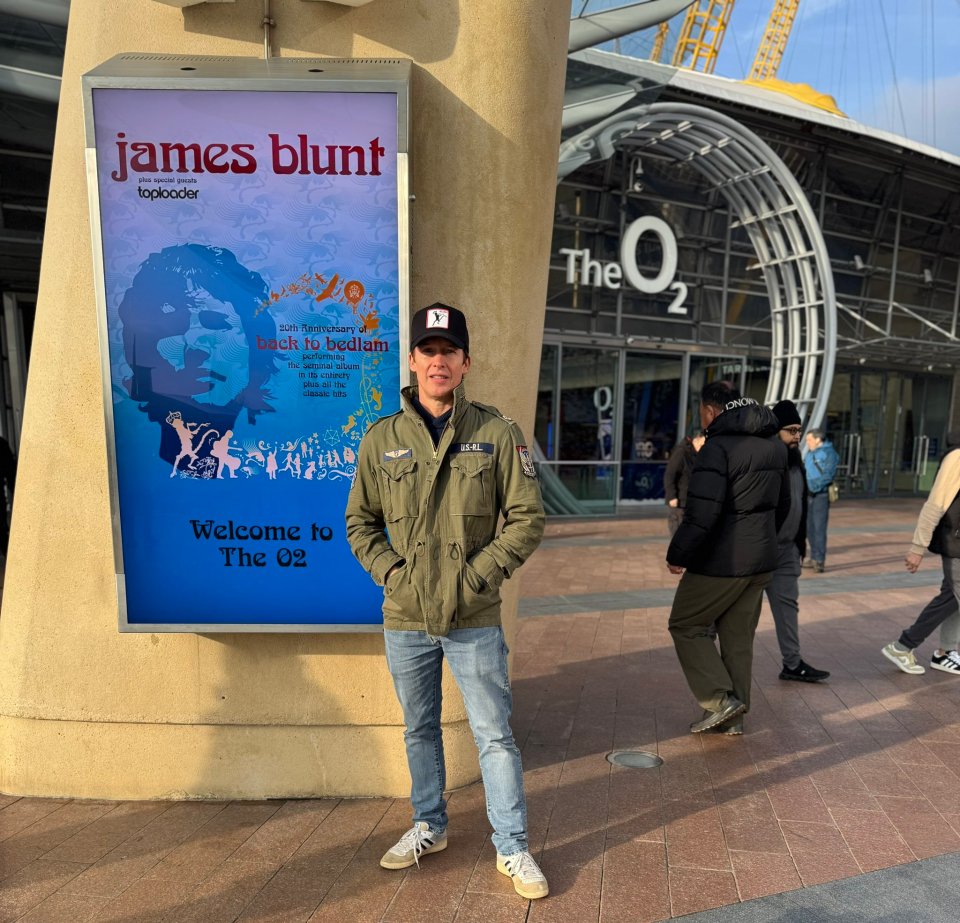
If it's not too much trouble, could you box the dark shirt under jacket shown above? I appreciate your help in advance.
[411,395,453,448]
[665,439,698,508]
[667,400,789,578]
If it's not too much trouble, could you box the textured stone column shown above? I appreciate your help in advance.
[0,0,568,798]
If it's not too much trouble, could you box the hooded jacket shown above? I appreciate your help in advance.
[667,398,789,577]
[804,439,839,494]
[345,382,545,635]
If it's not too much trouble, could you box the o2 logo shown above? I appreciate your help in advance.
[559,216,688,315]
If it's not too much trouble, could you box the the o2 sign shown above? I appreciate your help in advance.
[559,216,688,315]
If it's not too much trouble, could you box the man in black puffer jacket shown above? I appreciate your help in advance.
[666,382,789,734]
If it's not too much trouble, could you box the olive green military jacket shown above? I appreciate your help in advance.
[345,382,545,636]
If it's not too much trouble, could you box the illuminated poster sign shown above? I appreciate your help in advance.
[82,56,410,631]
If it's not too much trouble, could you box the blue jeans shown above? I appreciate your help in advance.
[383,626,528,856]
[807,491,830,563]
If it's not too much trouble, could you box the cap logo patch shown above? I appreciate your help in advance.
[428,308,450,330]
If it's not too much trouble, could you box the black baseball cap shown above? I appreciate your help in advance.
[410,303,469,354]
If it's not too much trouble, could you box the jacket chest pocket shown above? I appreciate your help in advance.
[377,458,419,522]
[448,454,494,515]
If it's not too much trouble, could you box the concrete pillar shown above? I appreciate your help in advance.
[0,0,568,799]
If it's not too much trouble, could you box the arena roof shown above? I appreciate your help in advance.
[573,49,960,172]
[563,49,960,372]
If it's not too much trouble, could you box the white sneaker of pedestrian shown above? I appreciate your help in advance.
[380,822,447,869]
[930,649,960,675]
[881,641,925,675]
[497,850,549,899]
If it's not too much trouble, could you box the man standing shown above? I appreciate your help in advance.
[345,303,549,899]
[882,430,960,677]
[666,382,789,735]
[803,428,839,572]
[766,401,830,683]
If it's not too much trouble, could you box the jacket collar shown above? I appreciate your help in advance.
[400,381,469,425]
[706,398,779,439]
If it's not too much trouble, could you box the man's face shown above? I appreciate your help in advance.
[409,337,470,406]
[779,424,802,448]
[145,277,250,408]
[805,433,821,452]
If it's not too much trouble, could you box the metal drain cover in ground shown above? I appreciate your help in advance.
[606,750,663,769]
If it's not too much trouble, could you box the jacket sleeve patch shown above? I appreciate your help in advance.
[516,445,537,478]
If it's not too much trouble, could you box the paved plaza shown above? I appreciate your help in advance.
[1,497,959,921]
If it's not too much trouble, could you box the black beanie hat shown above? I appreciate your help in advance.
[772,399,802,429]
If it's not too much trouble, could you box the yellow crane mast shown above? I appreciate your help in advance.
[670,0,736,74]
[650,21,670,63]
[749,0,800,80]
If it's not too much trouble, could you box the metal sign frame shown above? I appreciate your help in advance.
[82,54,411,632]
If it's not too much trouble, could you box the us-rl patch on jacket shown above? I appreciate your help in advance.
[517,445,537,478]
[383,448,413,460]
[449,443,494,455]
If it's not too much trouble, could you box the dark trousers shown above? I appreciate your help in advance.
[765,543,802,669]
[668,571,771,712]
[807,491,830,563]
[900,555,960,650]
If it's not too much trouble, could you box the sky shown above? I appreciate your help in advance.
[573,0,960,155]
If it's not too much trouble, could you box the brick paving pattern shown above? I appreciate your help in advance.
[1,498,959,921]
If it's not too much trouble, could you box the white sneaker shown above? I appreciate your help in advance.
[496,850,549,899]
[882,641,925,675]
[930,649,960,675]
[380,822,447,869]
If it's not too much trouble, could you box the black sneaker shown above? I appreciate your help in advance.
[930,650,960,675]
[779,660,830,683]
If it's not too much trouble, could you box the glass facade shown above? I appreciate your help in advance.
[538,54,959,514]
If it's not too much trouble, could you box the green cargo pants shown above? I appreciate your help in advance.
[668,571,772,712]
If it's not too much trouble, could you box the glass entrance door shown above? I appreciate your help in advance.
[831,370,882,496]
[535,345,621,514]
[887,373,951,495]
[827,368,952,497]
[620,353,684,504]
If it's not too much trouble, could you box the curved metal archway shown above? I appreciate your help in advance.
[558,102,837,430]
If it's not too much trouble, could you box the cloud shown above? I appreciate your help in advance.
[802,0,848,15]
[860,74,960,156]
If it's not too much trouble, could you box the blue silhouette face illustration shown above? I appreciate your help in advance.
[120,244,278,424]
[154,278,250,407]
